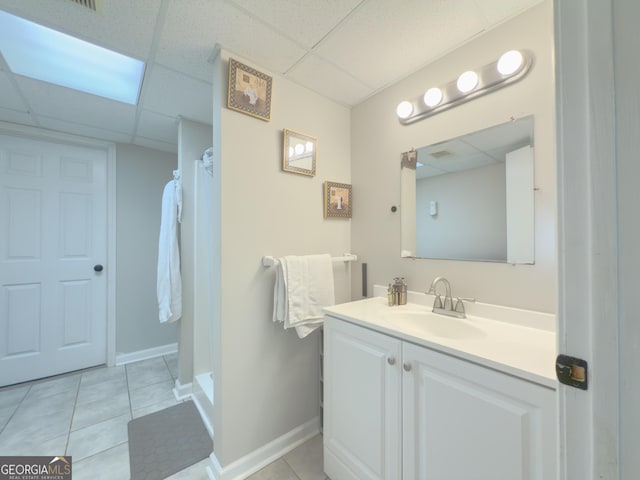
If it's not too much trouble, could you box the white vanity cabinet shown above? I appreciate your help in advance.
[323,315,403,480]
[323,315,557,480]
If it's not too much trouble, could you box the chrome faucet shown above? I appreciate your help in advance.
[426,276,474,319]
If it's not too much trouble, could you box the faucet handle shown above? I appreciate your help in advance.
[433,293,443,309]
[454,297,476,314]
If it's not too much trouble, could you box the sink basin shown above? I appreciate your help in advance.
[383,309,487,340]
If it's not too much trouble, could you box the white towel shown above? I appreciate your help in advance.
[157,179,182,323]
[273,254,335,338]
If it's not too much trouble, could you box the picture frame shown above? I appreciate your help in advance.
[324,181,352,218]
[227,58,272,121]
[282,129,317,176]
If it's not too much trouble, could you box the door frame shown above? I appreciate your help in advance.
[554,1,619,479]
[0,121,117,367]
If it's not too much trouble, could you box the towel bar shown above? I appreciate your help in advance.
[262,254,357,267]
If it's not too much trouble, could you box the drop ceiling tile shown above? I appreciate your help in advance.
[0,0,162,58]
[156,0,307,82]
[136,109,178,144]
[0,71,28,111]
[15,76,137,133]
[132,135,178,154]
[37,115,132,144]
[141,65,212,126]
[473,0,544,24]
[229,0,362,49]
[417,164,447,179]
[454,152,497,170]
[314,0,489,91]
[0,107,35,126]
[286,54,374,106]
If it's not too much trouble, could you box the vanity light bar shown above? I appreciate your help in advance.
[397,50,532,124]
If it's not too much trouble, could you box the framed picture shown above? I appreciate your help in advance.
[227,58,272,121]
[324,181,352,218]
[283,129,316,176]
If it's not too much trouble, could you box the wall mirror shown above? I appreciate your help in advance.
[400,116,535,263]
[282,128,316,176]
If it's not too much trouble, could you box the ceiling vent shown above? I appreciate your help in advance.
[430,150,452,158]
[68,0,100,12]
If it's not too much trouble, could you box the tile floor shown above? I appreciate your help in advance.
[0,354,326,480]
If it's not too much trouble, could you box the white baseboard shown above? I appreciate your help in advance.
[115,343,178,366]
[192,373,214,438]
[173,378,193,400]
[207,417,320,480]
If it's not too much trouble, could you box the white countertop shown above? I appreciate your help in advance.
[324,290,558,389]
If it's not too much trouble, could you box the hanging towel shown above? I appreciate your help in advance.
[272,254,335,338]
[157,179,182,323]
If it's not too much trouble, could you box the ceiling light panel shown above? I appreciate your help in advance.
[0,10,145,105]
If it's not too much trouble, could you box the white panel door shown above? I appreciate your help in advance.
[403,342,557,480]
[0,134,108,386]
[324,317,402,480]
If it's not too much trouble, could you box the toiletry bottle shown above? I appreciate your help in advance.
[398,278,407,305]
[387,284,396,306]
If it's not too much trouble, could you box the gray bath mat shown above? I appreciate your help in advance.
[128,400,212,480]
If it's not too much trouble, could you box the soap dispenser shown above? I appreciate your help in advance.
[397,278,407,305]
[393,277,408,305]
[387,284,396,306]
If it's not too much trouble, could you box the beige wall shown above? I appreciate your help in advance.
[351,1,556,313]
[212,50,352,465]
[115,143,178,353]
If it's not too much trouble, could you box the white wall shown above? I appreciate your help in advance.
[176,118,213,388]
[115,143,178,353]
[351,1,555,312]
[416,163,506,261]
[211,50,351,467]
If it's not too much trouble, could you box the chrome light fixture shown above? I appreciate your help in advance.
[396,50,531,125]
[396,101,414,119]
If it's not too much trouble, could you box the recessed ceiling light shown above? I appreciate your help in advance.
[0,10,145,105]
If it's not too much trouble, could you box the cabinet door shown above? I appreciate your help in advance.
[324,317,402,480]
[403,342,557,480]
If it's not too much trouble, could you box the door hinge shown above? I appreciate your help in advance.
[556,354,588,390]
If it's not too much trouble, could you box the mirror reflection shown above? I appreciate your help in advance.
[401,116,535,263]
[282,128,316,176]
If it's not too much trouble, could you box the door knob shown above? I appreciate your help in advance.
[403,363,412,372]
[94,264,104,272]
[387,357,396,366]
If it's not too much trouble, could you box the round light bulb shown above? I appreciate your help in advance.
[305,141,314,153]
[497,50,524,76]
[294,144,304,155]
[423,87,443,107]
[457,71,479,93]
[396,101,414,119]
